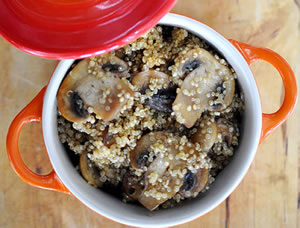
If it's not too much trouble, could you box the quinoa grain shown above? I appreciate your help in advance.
[57,25,244,211]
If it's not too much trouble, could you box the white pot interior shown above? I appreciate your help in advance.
[42,13,262,227]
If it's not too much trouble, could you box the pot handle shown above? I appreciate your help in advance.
[230,40,297,143]
[6,86,70,194]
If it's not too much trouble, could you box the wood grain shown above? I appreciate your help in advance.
[0,0,299,227]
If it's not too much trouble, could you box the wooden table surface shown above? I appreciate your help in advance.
[1,0,299,227]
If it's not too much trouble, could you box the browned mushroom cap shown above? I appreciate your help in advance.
[174,49,204,79]
[57,59,134,122]
[129,131,168,169]
[138,157,186,211]
[80,151,102,188]
[207,79,235,112]
[94,54,129,77]
[138,154,185,211]
[57,59,90,122]
[139,138,209,210]
[145,87,177,113]
[102,127,115,147]
[137,176,180,211]
[179,168,209,198]
[192,116,218,151]
[86,75,134,121]
[122,172,143,200]
[132,70,176,113]
[131,70,171,92]
[172,48,235,128]
[216,118,236,147]
[130,132,190,211]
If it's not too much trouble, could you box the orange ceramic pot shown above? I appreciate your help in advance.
[6,13,297,227]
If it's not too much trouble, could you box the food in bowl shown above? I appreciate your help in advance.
[56,25,244,211]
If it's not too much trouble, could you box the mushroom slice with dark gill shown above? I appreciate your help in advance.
[57,59,134,122]
[207,79,235,112]
[129,131,168,169]
[57,59,90,122]
[93,54,129,77]
[80,151,102,188]
[179,168,209,198]
[144,87,177,113]
[174,49,203,79]
[129,132,173,210]
[138,155,186,211]
[172,48,235,128]
[129,132,195,211]
[122,172,143,201]
[131,70,176,113]
[215,118,237,147]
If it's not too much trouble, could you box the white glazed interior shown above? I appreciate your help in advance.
[42,13,262,227]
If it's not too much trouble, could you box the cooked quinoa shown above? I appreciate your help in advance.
[57,25,244,211]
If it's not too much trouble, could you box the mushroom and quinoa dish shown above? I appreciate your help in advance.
[57,26,244,211]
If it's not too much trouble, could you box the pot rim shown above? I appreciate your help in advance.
[41,13,262,227]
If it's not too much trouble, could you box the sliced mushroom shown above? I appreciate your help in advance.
[137,176,180,211]
[94,76,133,121]
[144,86,177,113]
[131,70,171,92]
[192,116,218,151]
[129,132,190,211]
[216,118,235,147]
[139,154,186,211]
[179,168,209,198]
[175,49,203,78]
[131,70,175,113]
[207,79,235,112]
[57,59,134,122]
[137,153,185,211]
[192,116,236,154]
[122,172,143,200]
[100,127,115,147]
[136,135,210,210]
[94,54,129,77]
[80,151,102,188]
[172,48,235,128]
[57,59,90,122]
[130,131,167,169]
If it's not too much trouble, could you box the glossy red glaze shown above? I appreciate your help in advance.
[0,0,176,59]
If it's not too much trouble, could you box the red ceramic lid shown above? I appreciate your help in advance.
[0,0,176,59]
